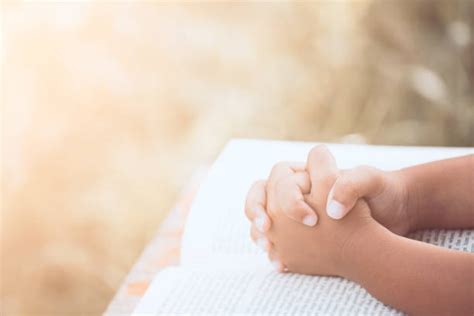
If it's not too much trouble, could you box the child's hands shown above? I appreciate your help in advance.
[245,145,414,239]
[244,146,339,268]
[244,145,379,275]
[244,161,315,235]
[244,145,340,234]
[243,162,313,270]
[244,144,415,272]
[267,193,376,277]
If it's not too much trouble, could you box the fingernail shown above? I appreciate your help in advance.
[327,199,346,219]
[303,215,317,226]
[271,260,283,271]
[256,238,268,252]
[255,216,266,232]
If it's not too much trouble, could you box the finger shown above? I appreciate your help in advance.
[245,180,267,221]
[294,171,311,194]
[254,211,271,233]
[327,166,384,219]
[266,161,306,212]
[267,161,306,188]
[245,180,271,232]
[250,224,271,252]
[275,172,317,226]
[267,249,286,272]
[287,161,306,173]
[306,145,339,209]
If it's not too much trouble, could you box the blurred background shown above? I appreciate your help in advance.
[2,1,473,315]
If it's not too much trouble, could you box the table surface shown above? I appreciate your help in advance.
[103,169,207,315]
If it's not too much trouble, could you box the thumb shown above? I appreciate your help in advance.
[326,166,384,219]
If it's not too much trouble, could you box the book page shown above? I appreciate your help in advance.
[132,267,402,315]
[134,228,473,315]
[181,139,473,266]
[408,229,474,252]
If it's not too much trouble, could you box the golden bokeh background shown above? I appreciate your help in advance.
[2,1,473,315]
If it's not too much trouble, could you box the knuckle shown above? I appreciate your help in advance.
[307,145,331,166]
[274,178,295,204]
[268,163,289,189]
[335,176,358,200]
[254,179,267,188]
[274,175,291,191]
[309,144,329,159]
[272,161,290,174]
[250,179,265,193]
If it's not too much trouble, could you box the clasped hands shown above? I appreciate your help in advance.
[244,145,412,277]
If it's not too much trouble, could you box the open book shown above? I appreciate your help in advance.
[133,139,474,315]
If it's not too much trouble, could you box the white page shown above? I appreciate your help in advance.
[132,267,402,316]
[181,139,473,266]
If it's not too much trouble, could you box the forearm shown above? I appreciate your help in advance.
[400,154,474,231]
[343,224,474,315]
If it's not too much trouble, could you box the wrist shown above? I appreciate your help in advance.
[394,168,420,233]
[338,219,387,280]
[339,220,392,281]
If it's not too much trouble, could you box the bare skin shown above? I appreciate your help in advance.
[244,146,474,315]
[400,154,474,231]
